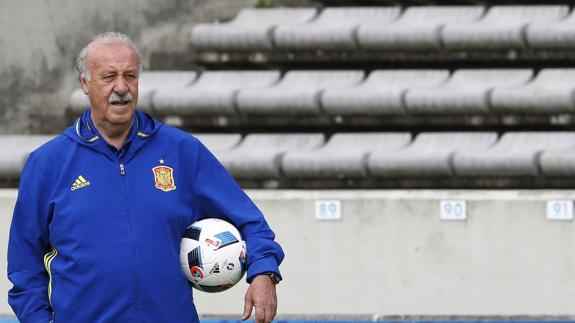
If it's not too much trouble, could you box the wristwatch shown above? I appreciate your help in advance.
[261,272,282,284]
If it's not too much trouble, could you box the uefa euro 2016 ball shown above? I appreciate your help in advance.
[180,218,247,293]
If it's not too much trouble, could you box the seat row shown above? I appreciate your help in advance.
[5,132,575,179]
[69,68,575,116]
[4,132,575,181]
[198,132,575,179]
[190,5,575,51]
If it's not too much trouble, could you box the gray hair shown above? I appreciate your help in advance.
[76,31,141,81]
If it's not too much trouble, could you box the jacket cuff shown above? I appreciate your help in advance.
[246,256,282,283]
[20,309,52,323]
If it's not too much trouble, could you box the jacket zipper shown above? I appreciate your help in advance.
[118,162,140,320]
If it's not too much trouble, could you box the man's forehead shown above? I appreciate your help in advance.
[86,41,139,69]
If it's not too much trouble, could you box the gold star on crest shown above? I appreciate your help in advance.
[159,159,165,164]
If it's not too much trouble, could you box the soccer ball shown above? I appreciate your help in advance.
[180,218,247,293]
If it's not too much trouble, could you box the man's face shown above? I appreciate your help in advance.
[80,41,139,128]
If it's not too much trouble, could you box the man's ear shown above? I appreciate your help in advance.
[80,75,90,95]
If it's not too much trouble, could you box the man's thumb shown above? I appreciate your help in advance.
[242,298,253,320]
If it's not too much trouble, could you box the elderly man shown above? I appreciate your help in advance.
[8,32,284,323]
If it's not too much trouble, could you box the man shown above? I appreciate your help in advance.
[8,32,284,323]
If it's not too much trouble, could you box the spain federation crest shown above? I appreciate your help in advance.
[152,165,176,192]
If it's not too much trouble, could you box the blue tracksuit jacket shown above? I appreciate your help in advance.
[7,110,284,323]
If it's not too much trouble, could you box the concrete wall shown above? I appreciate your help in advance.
[0,0,256,134]
[2,189,575,318]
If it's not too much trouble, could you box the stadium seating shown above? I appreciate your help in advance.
[356,6,485,50]
[152,71,281,116]
[442,5,569,49]
[59,4,575,189]
[274,7,401,50]
[281,133,411,178]
[405,69,534,115]
[527,9,575,49]
[237,70,364,115]
[190,8,318,50]
[368,132,498,177]
[539,148,575,176]
[0,136,54,178]
[321,70,449,115]
[453,132,575,176]
[193,133,242,156]
[216,134,325,179]
[69,71,198,114]
[491,68,575,114]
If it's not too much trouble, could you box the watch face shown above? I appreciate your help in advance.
[269,273,281,284]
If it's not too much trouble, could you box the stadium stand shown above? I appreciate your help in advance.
[190,8,318,50]
[491,68,575,114]
[368,132,498,177]
[216,133,325,181]
[527,9,575,48]
[540,147,575,176]
[56,3,575,189]
[441,5,569,49]
[236,70,365,115]
[321,70,450,115]
[0,135,54,186]
[152,71,281,116]
[405,69,534,115]
[274,7,401,50]
[282,132,411,178]
[193,133,242,155]
[356,6,485,50]
[453,132,575,176]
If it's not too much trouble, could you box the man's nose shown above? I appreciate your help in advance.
[113,77,129,94]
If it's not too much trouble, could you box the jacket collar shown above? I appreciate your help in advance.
[64,109,161,162]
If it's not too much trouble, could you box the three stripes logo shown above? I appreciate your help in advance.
[43,246,58,304]
[71,175,91,191]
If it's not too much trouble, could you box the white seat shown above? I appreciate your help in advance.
[442,5,569,49]
[69,71,198,114]
[274,7,400,50]
[282,133,411,178]
[405,69,533,115]
[368,132,498,177]
[527,11,575,49]
[190,8,318,50]
[357,6,484,50]
[453,132,575,176]
[237,70,364,115]
[217,134,325,179]
[153,71,280,116]
[0,135,54,177]
[193,133,242,162]
[540,148,575,176]
[322,70,449,115]
[491,69,575,114]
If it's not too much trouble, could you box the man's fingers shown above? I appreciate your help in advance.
[242,298,253,321]
[254,305,266,323]
[264,304,276,323]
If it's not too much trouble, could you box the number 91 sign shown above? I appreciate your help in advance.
[546,200,573,221]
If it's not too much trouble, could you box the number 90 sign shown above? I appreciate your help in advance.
[440,200,467,221]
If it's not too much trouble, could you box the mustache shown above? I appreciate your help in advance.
[108,92,133,104]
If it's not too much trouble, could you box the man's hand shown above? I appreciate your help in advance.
[242,274,277,323]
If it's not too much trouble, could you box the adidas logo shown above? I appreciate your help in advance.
[209,262,220,274]
[71,175,91,191]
